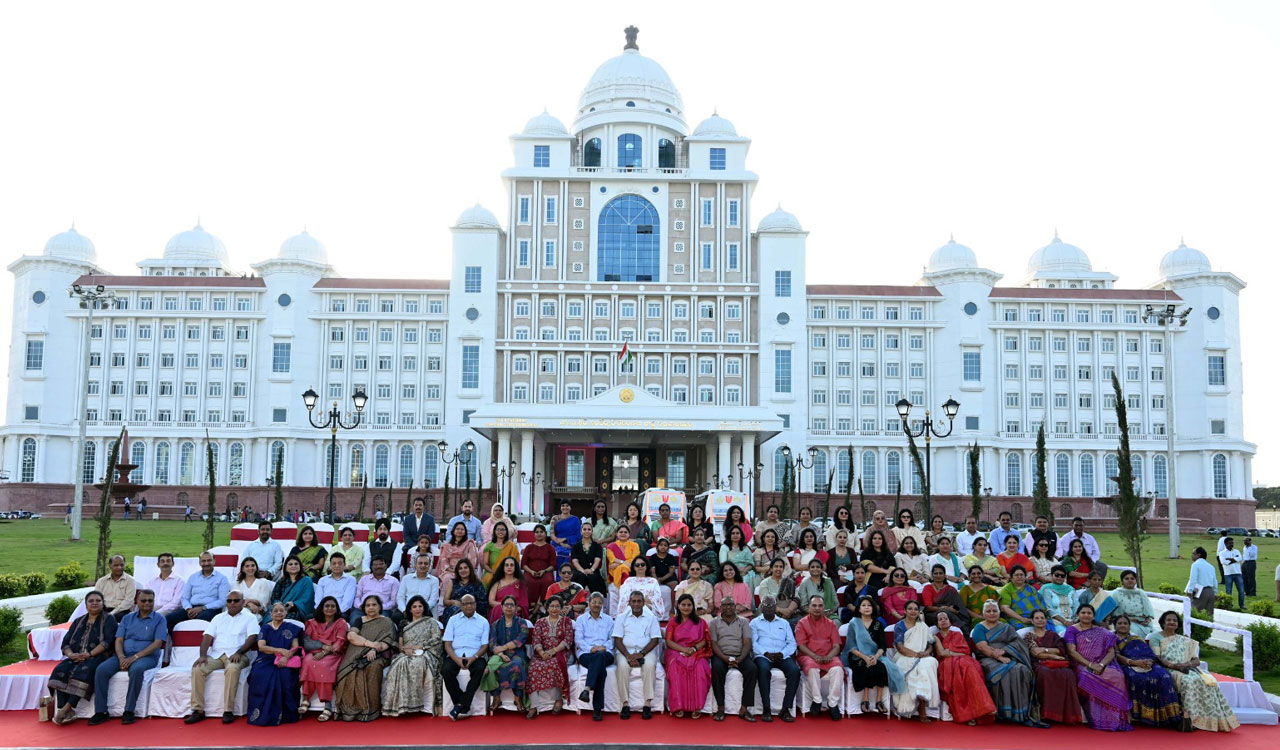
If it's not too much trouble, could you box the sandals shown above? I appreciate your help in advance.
[526,707,538,720]
[551,700,563,715]
[299,700,311,713]
[692,711,702,719]
[861,701,870,714]
[875,701,887,714]
[674,710,685,718]
[317,709,333,722]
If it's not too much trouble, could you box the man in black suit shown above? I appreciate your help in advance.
[402,496,436,553]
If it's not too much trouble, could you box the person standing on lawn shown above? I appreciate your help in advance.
[1241,536,1257,597]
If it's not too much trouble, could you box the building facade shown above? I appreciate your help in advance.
[0,31,1255,525]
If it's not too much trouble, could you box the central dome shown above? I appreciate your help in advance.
[575,28,685,133]
[164,223,229,265]
[1026,234,1091,275]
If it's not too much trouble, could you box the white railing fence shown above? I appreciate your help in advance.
[1147,591,1254,682]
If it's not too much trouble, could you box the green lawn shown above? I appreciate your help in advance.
[1202,644,1280,694]
[0,518,218,584]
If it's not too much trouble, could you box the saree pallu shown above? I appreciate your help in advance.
[487,617,529,696]
[1153,633,1240,732]
[1064,626,1131,731]
[889,621,939,716]
[300,617,348,703]
[1025,629,1083,724]
[333,615,395,722]
[527,616,574,694]
[294,545,328,580]
[47,613,117,703]
[381,616,443,716]
[1116,636,1182,727]
[1075,588,1118,623]
[921,584,969,629]
[960,585,999,622]
[998,583,1048,622]
[481,542,519,586]
[972,620,1038,723]
[682,544,719,583]
[271,576,315,621]
[606,540,639,587]
[247,621,301,726]
[842,618,898,691]
[552,516,581,568]
[936,627,996,723]
[674,579,714,618]
[663,617,711,712]
[723,546,759,594]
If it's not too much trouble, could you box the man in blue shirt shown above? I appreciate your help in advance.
[181,552,231,623]
[89,589,167,725]
[750,597,800,722]
[441,594,490,720]
[987,512,1016,553]
[238,520,283,580]
[315,552,358,619]
[573,592,614,720]
[447,500,482,542]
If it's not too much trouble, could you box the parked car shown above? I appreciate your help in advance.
[1205,527,1222,535]
[1012,523,1035,533]
[1223,527,1248,537]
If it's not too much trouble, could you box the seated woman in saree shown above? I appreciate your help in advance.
[890,601,940,723]
[544,562,587,617]
[436,522,481,591]
[1074,571,1117,624]
[548,500,581,569]
[1023,608,1083,725]
[722,505,754,547]
[838,565,875,624]
[923,514,951,556]
[571,521,607,595]
[664,593,712,718]
[675,560,715,620]
[1037,565,1075,634]
[934,610,996,725]
[487,556,529,623]
[720,524,759,593]
[247,602,302,726]
[894,536,931,591]
[616,555,667,620]
[1150,611,1240,732]
[1062,539,1094,590]
[48,590,117,725]
[971,600,1048,728]
[795,559,838,621]
[1029,538,1060,584]
[962,537,1006,586]
[483,595,529,714]
[755,558,800,621]
[480,521,520,587]
[921,564,968,629]
[960,565,1000,623]
[879,568,920,627]
[526,595,574,718]
[290,525,328,580]
[381,595,443,718]
[270,556,316,622]
[681,526,719,584]
[997,535,1037,584]
[301,596,348,717]
[842,595,898,715]
[333,595,396,722]
[712,561,753,619]
[442,559,488,624]
[998,566,1048,628]
[1113,614,1184,730]
[790,528,827,575]
[605,523,640,589]
[1064,603,1132,732]
[826,506,860,554]
[1109,570,1156,640]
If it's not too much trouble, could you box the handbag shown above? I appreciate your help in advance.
[275,649,302,669]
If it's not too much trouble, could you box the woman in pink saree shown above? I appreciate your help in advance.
[1065,603,1132,731]
[663,593,712,717]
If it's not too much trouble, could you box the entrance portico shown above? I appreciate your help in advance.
[469,386,783,517]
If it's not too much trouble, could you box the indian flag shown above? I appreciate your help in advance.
[619,341,634,368]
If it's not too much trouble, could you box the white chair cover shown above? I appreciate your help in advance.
[700,665,790,715]
[568,662,667,713]
[146,620,252,718]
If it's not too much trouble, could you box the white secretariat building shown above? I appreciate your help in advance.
[0,29,1255,525]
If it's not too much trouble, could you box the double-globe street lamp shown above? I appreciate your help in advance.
[69,283,117,541]
[780,445,818,517]
[1143,302,1190,558]
[302,387,367,523]
[438,440,475,516]
[492,459,517,508]
[895,396,960,527]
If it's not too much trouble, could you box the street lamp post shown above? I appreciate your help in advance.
[492,459,517,509]
[520,470,543,517]
[1143,303,1190,558]
[896,396,960,527]
[780,445,817,517]
[68,283,116,541]
[736,461,764,518]
[302,387,367,523]
[437,440,475,516]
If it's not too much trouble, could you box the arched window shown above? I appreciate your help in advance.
[1059,502,1074,519]
[209,443,219,483]
[1212,453,1228,498]
[837,449,851,493]
[1055,454,1071,496]
[886,451,901,494]
[399,445,414,487]
[1006,453,1021,496]
[130,441,146,483]
[1080,454,1095,497]
[20,438,36,482]
[1153,455,1168,498]
[270,441,285,471]
[1010,502,1024,522]
[374,445,389,488]
[324,442,337,485]
[1104,454,1119,495]
[773,447,787,491]
[350,444,364,486]
[658,138,675,169]
[597,195,661,282]
[617,133,642,168]
[1131,455,1143,495]
[423,447,439,488]
[153,442,168,484]
[862,450,877,494]
[179,441,195,485]
[228,443,244,486]
[812,450,828,493]
[909,453,922,494]
[461,451,478,487]
[83,441,98,484]
[583,137,601,167]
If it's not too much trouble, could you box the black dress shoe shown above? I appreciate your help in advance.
[121,711,136,725]
[779,709,795,722]
[620,705,631,720]
[87,713,110,726]
[741,711,756,723]
[641,706,652,720]
[829,705,841,721]
[592,709,603,721]
[579,690,591,704]
[221,711,235,724]
[184,711,205,724]
[761,712,774,723]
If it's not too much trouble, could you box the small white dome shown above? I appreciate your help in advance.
[164,223,229,265]
[757,206,803,233]
[1026,234,1091,275]
[522,110,568,137]
[455,204,500,230]
[43,226,97,263]
[693,113,737,138]
[927,237,978,273]
[278,230,328,264]
[1160,241,1211,277]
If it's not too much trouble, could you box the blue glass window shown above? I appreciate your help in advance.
[774,348,791,393]
[774,270,791,297]
[700,243,713,270]
[727,243,739,270]
[464,266,482,293]
[533,145,550,168]
[583,138,601,167]
[710,148,726,170]
[617,134,642,168]
[658,139,675,169]
[597,195,660,281]
[461,345,480,389]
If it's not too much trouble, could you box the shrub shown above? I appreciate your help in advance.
[1238,620,1280,672]
[1190,609,1215,644]
[1157,583,1180,595]
[0,574,22,599]
[0,605,21,647]
[20,572,48,596]
[1104,577,1121,591]
[53,561,86,591]
[1248,601,1276,618]
[1215,591,1237,612]
[44,595,77,626]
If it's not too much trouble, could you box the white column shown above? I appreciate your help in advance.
[532,439,546,516]
[718,432,732,490]
[496,430,511,510]
[519,430,534,516]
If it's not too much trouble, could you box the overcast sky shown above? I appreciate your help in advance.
[2,1,1277,483]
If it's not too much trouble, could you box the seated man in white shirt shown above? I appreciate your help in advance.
[442,594,490,720]
[239,520,283,580]
[184,592,260,724]
[611,591,661,720]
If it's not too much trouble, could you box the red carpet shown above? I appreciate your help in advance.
[0,710,1275,748]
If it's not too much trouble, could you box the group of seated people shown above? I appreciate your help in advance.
[44,502,1238,733]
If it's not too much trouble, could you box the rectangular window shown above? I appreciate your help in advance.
[1150,367,1164,381]
[709,148,726,170]
[962,351,981,381]
[728,200,739,227]
[544,196,557,224]
[533,145,550,168]
[774,270,791,297]
[1004,336,1018,351]
[701,198,714,226]
[701,243,713,269]
[774,348,792,393]
[464,266,482,293]
[461,345,479,389]
[24,340,43,370]
[1207,355,1226,386]
[544,240,556,267]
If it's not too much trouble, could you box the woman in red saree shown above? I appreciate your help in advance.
[996,535,1037,583]
[664,594,712,717]
[486,556,529,623]
[879,567,919,626]
[1024,608,1084,724]
[933,611,996,725]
